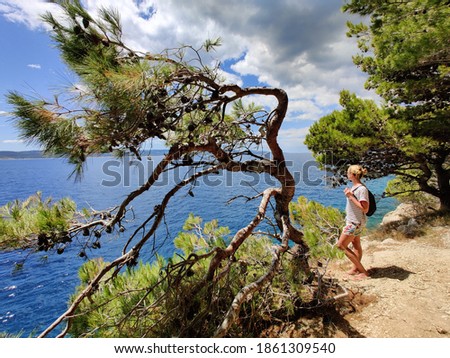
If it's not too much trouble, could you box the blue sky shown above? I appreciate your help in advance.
[0,14,71,150]
[0,0,375,153]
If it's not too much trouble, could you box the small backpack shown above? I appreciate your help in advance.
[353,185,377,217]
[366,190,377,217]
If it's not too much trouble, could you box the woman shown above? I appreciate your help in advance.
[337,165,370,280]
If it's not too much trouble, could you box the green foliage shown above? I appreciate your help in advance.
[305,90,387,175]
[67,209,341,337]
[332,0,450,210]
[68,215,238,337]
[344,0,450,106]
[0,331,24,338]
[69,257,170,337]
[0,192,76,250]
[307,89,449,208]
[385,173,439,206]
[174,213,229,254]
[290,197,344,260]
[6,92,85,173]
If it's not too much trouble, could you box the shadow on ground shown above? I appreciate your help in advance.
[368,265,414,280]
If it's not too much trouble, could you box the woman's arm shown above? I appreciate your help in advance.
[358,198,369,214]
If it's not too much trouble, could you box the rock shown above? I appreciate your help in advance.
[381,203,417,226]
[408,218,419,227]
[381,238,397,245]
[381,203,437,227]
[396,218,422,237]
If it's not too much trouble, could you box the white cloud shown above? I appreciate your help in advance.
[27,64,41,69]
[286,98,324,122]
[217,69,243,87]
[0,0,60,29]
[278,128,311,153]
[0,0,379,152]
[2,139,24,144]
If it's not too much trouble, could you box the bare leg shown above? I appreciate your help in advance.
[348,236,363,274]
[337,233,368,276]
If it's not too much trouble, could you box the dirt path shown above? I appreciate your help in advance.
[327,224,450,338]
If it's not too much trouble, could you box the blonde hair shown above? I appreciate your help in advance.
[348,165,368,179]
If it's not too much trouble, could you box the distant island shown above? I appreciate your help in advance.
[0,149,169,159]
[0,150,44,159]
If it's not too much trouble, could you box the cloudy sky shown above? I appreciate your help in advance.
[0,0,376,152]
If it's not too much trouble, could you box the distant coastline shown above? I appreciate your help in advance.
[0,149,169,160]
[0,150,307,160]
[0,150,44,159]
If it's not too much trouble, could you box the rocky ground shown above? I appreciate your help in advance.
[328,222,450,338]
[264,205,450,338]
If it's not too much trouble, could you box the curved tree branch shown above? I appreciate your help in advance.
[214,215,290,337]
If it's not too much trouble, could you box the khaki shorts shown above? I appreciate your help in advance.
[343,222,364,236]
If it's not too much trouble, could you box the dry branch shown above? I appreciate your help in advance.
[214,216,290,337]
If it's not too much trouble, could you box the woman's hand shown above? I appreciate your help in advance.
[344,187,352,197]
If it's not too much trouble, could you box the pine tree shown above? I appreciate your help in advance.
[306,0,449,211]
[5,0,315,337]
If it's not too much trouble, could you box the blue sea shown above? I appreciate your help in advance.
[0,153,397,337]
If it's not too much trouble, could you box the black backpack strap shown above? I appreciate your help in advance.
[351,184,364,194]
[351,185,368,203]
